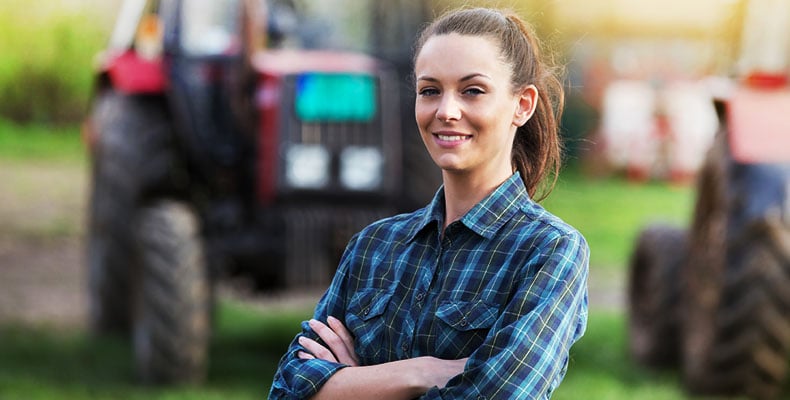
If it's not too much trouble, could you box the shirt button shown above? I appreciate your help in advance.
[401,343,409,352]
[460,318,468,327]
[362,307,370,316]
[415,292,424,301]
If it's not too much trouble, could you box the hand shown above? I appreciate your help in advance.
[297,316,360,366]
[414,356,468,389]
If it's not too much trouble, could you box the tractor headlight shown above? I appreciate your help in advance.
[285,144,330,189]
[340,146,384,191]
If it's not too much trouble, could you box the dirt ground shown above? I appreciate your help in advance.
[0,159,622,330]
[0,159,323,329]
[0,160,89,328]
[0,236,87,327]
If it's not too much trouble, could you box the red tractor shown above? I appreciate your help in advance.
[628,1,790,398]
[83,0,437,384]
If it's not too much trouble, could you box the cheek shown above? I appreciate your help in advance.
[414,102,433,131]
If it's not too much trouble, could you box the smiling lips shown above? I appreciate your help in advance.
[434,131,472,145]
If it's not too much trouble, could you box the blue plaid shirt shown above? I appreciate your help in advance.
[269,173,589,399]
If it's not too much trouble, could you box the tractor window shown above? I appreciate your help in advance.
[181,0,241,56]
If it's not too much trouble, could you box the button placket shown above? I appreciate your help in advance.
[415,291,425,309]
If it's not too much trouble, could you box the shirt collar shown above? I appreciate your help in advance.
[406,172,529,242]
[405,186,446,243]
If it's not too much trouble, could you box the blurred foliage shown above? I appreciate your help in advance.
[0,1,109,125]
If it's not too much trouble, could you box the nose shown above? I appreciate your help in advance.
[436,94,461,122]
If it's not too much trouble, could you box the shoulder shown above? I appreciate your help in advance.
[347,206,430,248]
[514,199,588,252]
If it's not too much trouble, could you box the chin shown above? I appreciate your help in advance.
[430,156,465,172]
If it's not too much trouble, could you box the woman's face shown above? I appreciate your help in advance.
[414,33,534,180]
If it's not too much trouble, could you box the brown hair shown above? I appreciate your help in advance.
[413,7,564,201]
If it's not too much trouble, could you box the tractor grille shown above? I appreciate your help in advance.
[279,74,388,148]
[275,71,402,196]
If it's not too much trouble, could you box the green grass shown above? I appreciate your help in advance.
[0,305,696,399]
[554,311,686,399]
[544,169,694,271]
[0,301,311,400]
[0,119,86,163]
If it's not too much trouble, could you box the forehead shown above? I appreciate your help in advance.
[415,33,509,79]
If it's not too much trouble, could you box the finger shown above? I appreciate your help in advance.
[297,351,315,360]
[298,336,337,363]
[327,316,359,366]
[309,319,356,365]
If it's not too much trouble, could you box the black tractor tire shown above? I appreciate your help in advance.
[680,130,730,394]
[133,201,211,385]
[682,132,790,399]
[684,214,790,399]
[87,91,174,334]
[628,225,687,368]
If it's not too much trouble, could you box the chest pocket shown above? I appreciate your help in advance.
[346,289,394,360]
[434,300,499,358]
[348,289,392,321]
[436,300,499,330]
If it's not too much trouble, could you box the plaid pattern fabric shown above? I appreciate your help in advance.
[269,173,589,399]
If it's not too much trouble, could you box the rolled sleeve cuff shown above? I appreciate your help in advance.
[269,357,347,399]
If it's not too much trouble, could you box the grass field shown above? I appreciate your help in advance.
[0,123,710,399]
[545,169,694,271]
[0,303,694,400]
[0,119,86,163]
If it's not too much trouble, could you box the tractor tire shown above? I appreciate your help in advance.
[682,132,790,399]
[680,131,730,394]
[628,225,687,368]
[718,217,789,399]
[133,201,210,385]
[685,215,790,399]
[87,91,174,334]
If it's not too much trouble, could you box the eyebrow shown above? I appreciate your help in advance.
[416,73,491,83]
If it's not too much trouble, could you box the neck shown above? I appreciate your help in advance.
[441,168,512,229]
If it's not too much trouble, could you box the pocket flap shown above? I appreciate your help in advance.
[348,289,393,321]
[436,300,498,331]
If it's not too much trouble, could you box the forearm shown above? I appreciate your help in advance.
[312,356,465,400]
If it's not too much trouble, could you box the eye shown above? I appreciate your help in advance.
[418,87,440,97]
[463,87,485,96]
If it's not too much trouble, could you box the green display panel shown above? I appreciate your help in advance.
[295,73,377,122]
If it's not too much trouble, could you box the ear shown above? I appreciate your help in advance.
[513,85,538,127]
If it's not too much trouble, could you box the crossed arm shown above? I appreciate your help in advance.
[298,317,467,400]
[269,232,589,399]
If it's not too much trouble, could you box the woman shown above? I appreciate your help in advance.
[269,7,588,399]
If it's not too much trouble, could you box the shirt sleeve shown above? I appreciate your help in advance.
[267,236,358,399]
[422,230,590,400]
